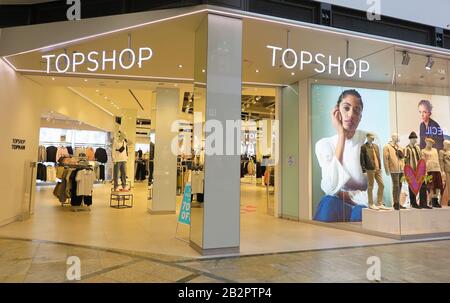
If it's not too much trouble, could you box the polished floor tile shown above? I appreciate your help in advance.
[0,183,401,258]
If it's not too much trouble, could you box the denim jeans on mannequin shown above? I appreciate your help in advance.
[114,161,127,189]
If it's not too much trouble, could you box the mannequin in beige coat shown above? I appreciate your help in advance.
[383,133,405,210]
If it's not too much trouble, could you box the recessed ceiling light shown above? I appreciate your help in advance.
[178,64,183,69]
[202,69,206,73]
[51,77,55,80]
[255,69,260,73]
[397,74,402,78]
[84,79,88,82]
[291,72,295,76]
[95,89,99,93]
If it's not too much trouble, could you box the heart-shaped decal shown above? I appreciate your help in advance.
[404,159,427,195]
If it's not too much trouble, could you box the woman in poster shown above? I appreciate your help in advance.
[314,89,371,222]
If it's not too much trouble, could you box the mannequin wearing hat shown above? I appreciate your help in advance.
[404,131,427,208]
[439,140,450,206]
[383,133,405,210]
[112,131,129,192]
[422,137,443,208]
[360,133,388,210]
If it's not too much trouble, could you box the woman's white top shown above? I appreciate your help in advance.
[315,130,371,205]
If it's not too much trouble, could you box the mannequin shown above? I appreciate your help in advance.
[404,132,427,208]
[112,131,129,192]
[383,133,405,210]
[360,133,388,210]
[422,137,443,208]
[439,140,450,206]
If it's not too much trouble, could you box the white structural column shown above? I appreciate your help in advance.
[149,88,179,214]
[190,14,242,255]
[120,109,137,188]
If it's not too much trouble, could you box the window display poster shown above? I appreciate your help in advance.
[310,84,450,222]
[311,85,391,222]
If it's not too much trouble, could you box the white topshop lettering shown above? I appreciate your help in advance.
[42,47,153,73]
[267,45,370,78]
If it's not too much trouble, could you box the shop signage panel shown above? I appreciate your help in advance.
[42,47,153,74]
[11,138,26,150]
[267,45,370,78]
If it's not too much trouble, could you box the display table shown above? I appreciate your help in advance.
[362,207,450,236]
[110,191,133,209]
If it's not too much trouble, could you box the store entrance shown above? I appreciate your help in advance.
[240,88,277,218]
[9,75,201,257]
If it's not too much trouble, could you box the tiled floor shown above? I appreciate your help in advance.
[0,182,401,258]
[2,237,450,282]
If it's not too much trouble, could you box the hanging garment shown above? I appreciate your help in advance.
[46,146,57,163]
[38,145,47,162]
[36,163,47,181]
[94,147,108,163]
[99,164,105,181]
[56,166,65,179]
[191,170,204,194]
[56,147,70,163]
[66,146,74,155]
[86,147,95,161]
[70,169,93,206]
[75,169,96,196]
[75,147,86,157]
[135,161,147,181]
[247,160,256,175]
[46,166,57,182]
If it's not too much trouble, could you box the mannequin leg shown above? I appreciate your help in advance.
[420,182,431,209]
[119,162,127,188]
[431,172,443,208]
[366,170,375,208]
[409,186,421,208]
[113,162,119,189]
[391,173,402,209]
[375,170,385,206]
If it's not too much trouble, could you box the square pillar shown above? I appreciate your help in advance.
[190,14,242,255]
[148,87,179,214]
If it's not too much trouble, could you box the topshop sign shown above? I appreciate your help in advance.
[42,47,153,73]
[267,45,370,78]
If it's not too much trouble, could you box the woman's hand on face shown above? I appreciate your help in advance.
[332,106,345,136]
